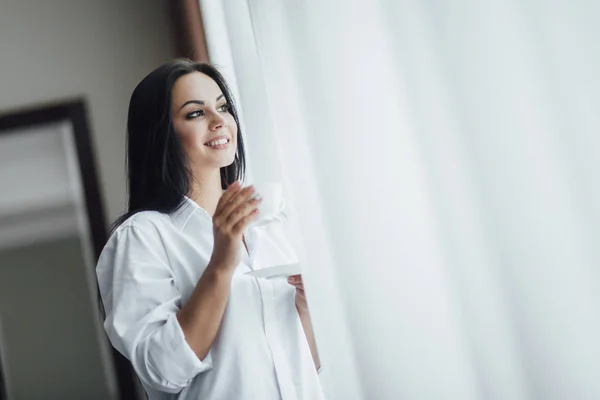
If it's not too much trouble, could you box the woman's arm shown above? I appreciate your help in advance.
[298,307,321,371]
[176,262,235,360]
[177,183,261,359]
[288,275,321,371]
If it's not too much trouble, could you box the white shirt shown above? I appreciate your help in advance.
[96,197,325,400]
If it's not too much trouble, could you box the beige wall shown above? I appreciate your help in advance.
[0,0,175,225]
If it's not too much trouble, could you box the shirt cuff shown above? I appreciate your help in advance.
[149,313,213,385]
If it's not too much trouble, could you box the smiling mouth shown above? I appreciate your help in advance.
[204,137,231,149]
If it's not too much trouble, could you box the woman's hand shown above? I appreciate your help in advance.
[287,274,308,312]
[210,181,261,272]
[177,181,260,359]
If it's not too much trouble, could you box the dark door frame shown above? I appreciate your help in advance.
[0,99,140,400]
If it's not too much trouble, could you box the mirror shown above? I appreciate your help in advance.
[0,101,141,399]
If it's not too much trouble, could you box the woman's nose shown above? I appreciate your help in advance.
[209,112,227,131]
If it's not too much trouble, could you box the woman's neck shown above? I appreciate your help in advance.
[188,169,223,217]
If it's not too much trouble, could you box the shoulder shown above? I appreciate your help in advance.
[96,212,179,310]
[107,210,177,245]
[114,210,172,234]
[96,211,179,290]
[99,211,174,264]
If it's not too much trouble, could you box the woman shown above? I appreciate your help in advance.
[96,59,324,400]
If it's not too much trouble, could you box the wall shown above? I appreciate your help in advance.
[0,0,175,225]
[0,236,111,399]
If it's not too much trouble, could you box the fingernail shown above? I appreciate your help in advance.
[288,277,295,283]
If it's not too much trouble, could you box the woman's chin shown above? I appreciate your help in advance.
[210,153,237,170]
[192,148,236,168]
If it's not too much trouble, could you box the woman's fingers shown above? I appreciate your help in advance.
[296,287,306,300]
[287,274,303,288]
[221,185,257,221]
[227,196,262,226]
[214,185,258,235]
[215,181,242,216]
[231,207,260,235]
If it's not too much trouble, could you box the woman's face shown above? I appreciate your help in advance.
[171,71,238,174]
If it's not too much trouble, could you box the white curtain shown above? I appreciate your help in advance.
[200,1,600,399]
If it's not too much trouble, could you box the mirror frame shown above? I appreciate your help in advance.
[0,99,141,400]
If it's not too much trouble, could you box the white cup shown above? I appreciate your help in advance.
[251,181,284,226]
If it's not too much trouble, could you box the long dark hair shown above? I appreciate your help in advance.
[112,59,246,231]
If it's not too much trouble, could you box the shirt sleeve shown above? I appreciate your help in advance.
[96,221,212,393]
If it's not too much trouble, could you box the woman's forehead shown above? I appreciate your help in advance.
[172,71,223,102]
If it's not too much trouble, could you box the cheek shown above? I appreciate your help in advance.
[176,121,207,150]
[228,118,239,142]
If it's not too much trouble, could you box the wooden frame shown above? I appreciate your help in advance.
[0,100,140,400]
[168,0,210,62]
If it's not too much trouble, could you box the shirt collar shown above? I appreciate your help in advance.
[169,196,212,231]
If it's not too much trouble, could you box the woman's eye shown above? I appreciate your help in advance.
[217,104,229,112]
[186,110,205,119]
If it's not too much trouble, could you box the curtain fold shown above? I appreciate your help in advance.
[200,0,600,398]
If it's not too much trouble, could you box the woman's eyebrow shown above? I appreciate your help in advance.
[180,95,225,110]
[180,100,204,109]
